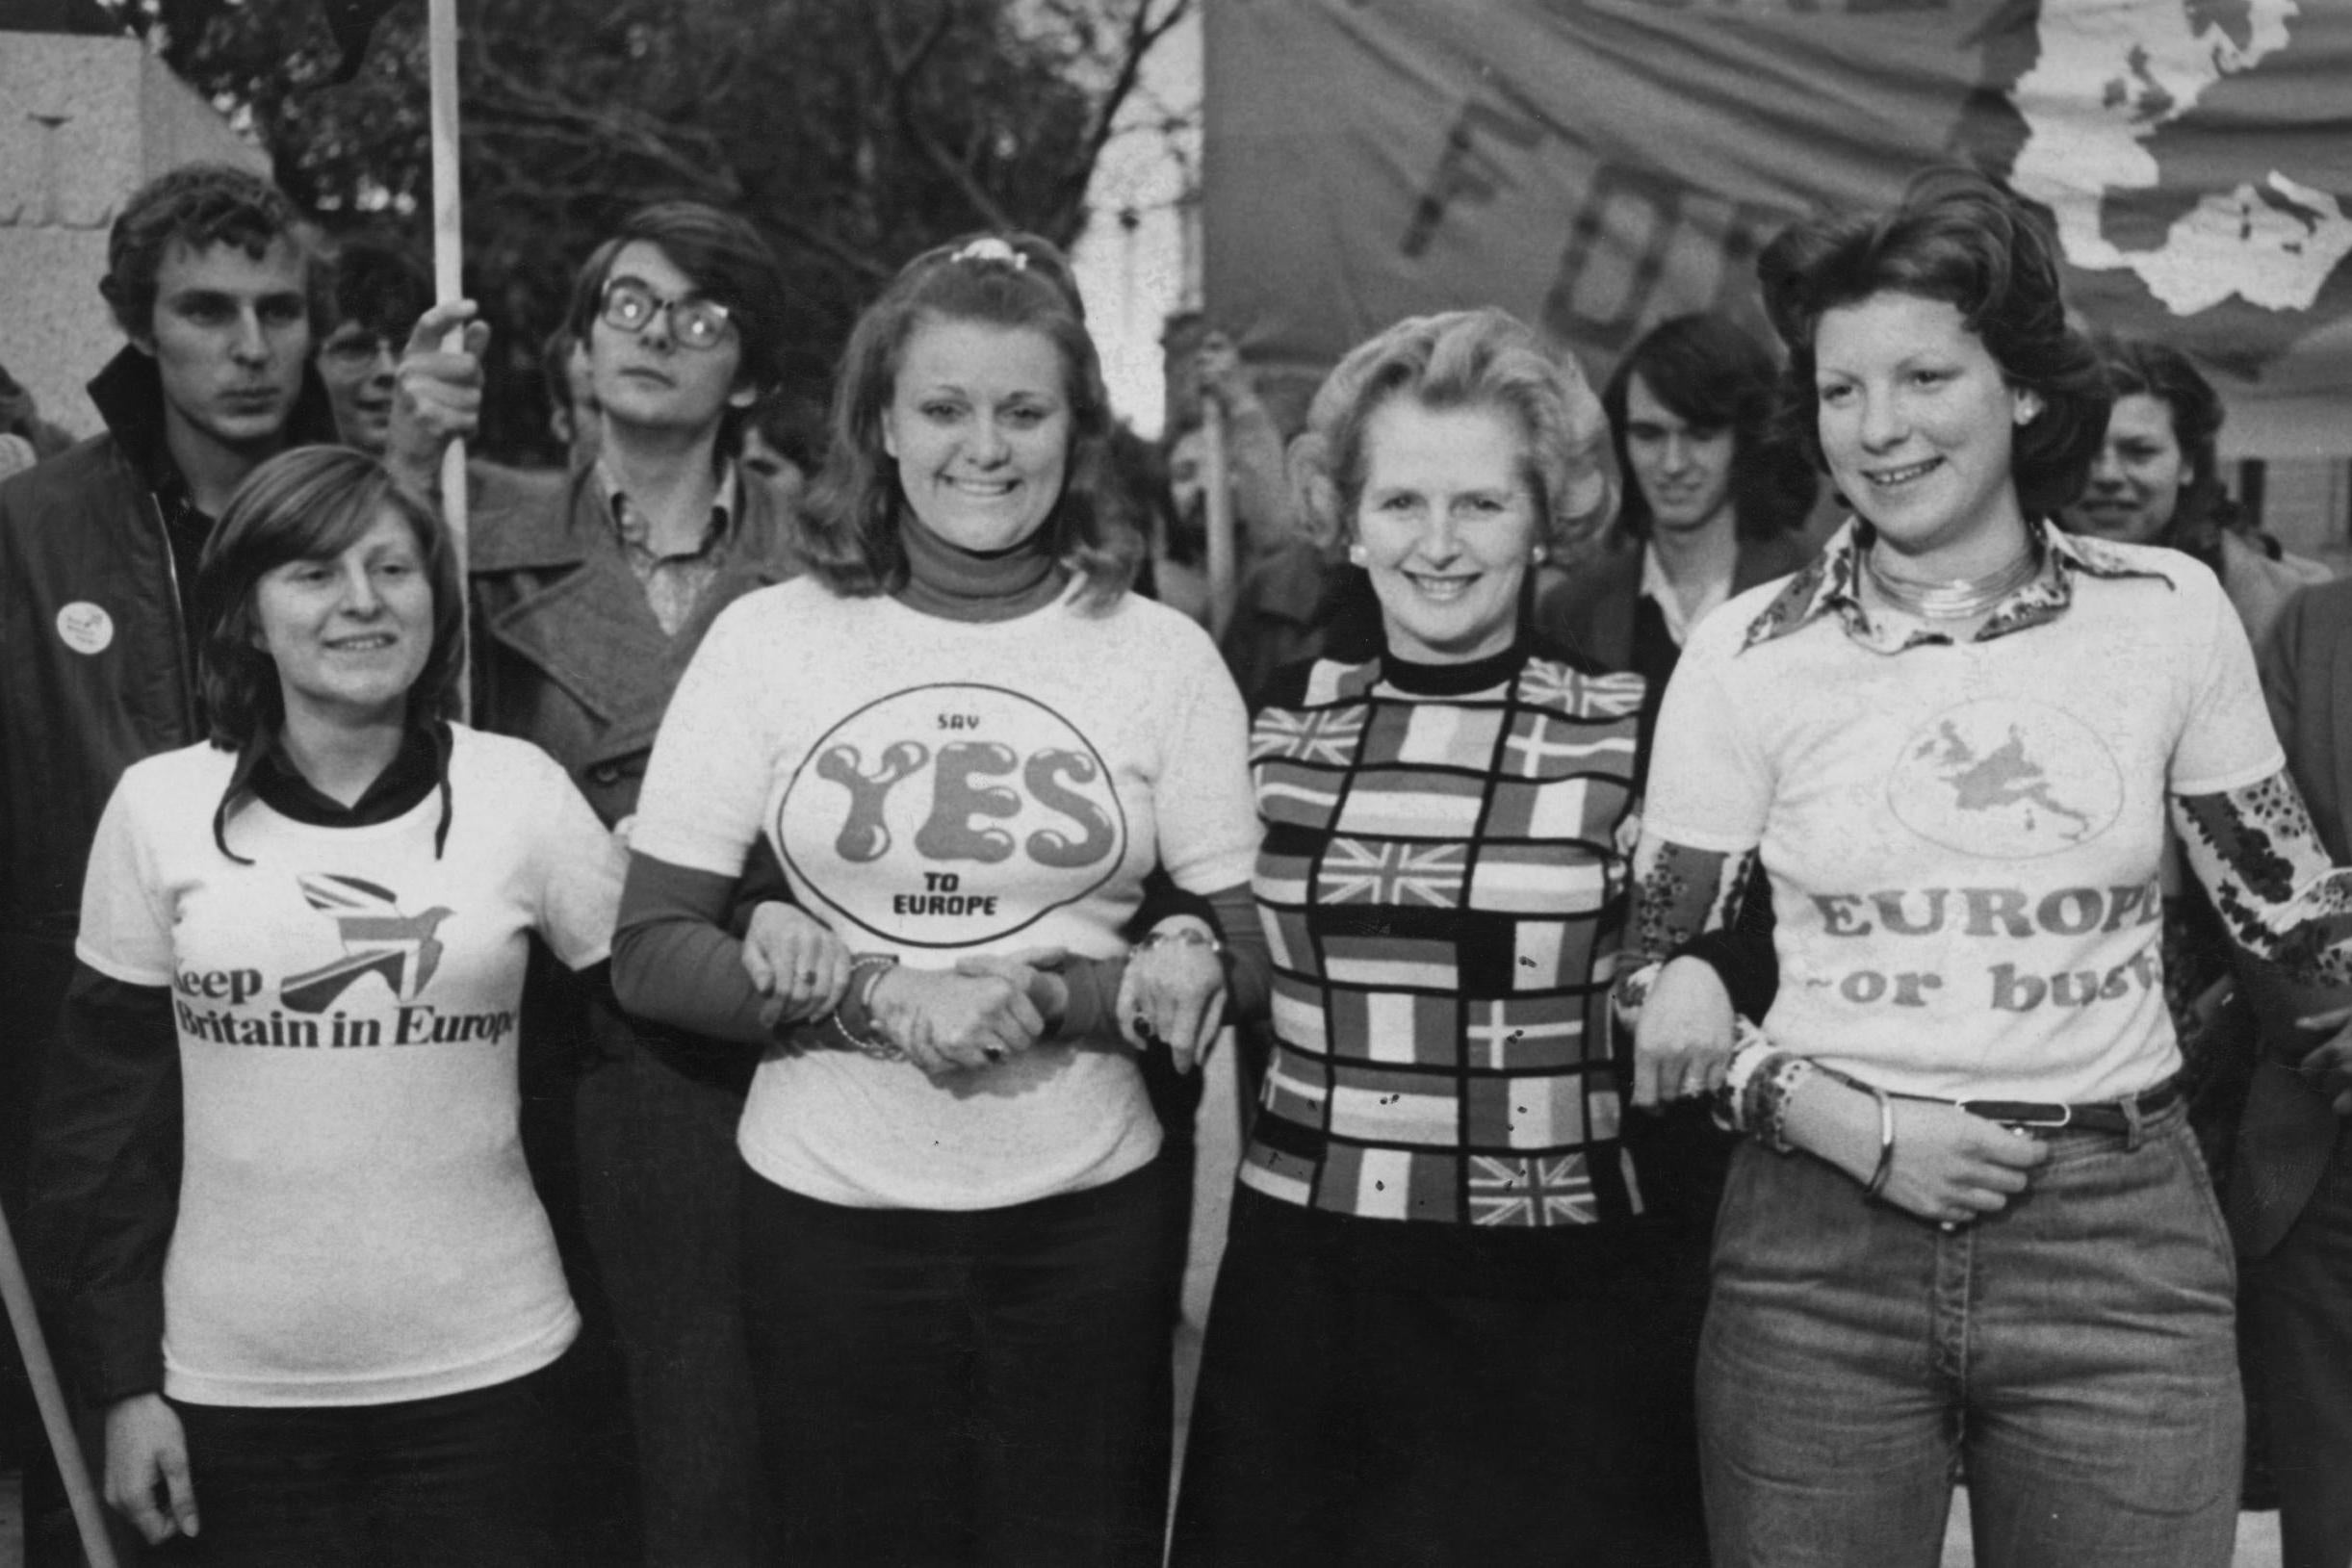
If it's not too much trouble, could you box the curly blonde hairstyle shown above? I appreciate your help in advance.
[1288,309,1617,554]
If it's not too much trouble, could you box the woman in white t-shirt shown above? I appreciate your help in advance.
[610,234,1263,1567]
[1619,168,2352,1568]
[29,446,623,1565]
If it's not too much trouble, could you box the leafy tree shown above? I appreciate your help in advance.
[128,0,1190,462]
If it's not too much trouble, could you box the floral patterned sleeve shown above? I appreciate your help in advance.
[1614,834,1788,1134]
[2173,769,2352,985]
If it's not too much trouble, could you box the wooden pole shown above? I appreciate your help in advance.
[1202,398,1236,639]
[428,0,470,719]
[0,1202,120,1568]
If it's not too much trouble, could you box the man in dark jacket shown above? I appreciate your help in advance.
[0,160,336,1561]
[398,199,804,1568]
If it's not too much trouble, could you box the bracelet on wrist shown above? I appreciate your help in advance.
[829,954,905,1062]
[1861,1082,1898,1199]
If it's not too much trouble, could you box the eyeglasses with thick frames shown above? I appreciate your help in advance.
[319,325,398,368]
[599,278,735,350]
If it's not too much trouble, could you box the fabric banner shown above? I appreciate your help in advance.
[1202,0,2352,457]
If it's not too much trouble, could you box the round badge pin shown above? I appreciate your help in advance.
[57,602,115,655]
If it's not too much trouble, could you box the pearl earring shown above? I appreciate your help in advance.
[1346,542,1368,568]
[1531,544,1548,566]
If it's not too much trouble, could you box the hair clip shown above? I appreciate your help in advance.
[950,237,1028,270]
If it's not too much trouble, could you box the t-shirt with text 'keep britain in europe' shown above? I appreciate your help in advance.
[75,728,622,1406]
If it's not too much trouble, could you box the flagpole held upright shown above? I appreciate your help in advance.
[427,0,470,719]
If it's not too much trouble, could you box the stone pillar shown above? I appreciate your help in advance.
[0,36,268,440]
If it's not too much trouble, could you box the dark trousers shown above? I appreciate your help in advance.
[166,1360,565,1568]
[575,1006,766,1568]
[2242,1123,2352,1568]
[740,1158,1178,1568]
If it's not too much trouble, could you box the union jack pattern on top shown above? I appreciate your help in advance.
[1242,650,1646,1227]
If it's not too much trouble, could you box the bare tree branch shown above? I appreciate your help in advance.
[874,0,1023,236]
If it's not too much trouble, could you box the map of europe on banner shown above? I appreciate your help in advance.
[1202,0,2352,455]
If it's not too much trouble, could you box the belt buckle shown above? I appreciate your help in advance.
[1959,1099,2074,1129]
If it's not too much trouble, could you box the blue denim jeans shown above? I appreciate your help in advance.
[1698,1103,2241,1568]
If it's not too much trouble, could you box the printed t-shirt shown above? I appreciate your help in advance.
[75,727,623,1406]
[1644,537,2282,1103]
[631,578,1258,1211]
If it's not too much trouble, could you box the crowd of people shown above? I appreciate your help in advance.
[1,154,2349,1568]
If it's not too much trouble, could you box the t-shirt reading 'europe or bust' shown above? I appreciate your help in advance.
[629,578,1257,1212]
[75,728,622,1406]
[1644,528,2283,1105]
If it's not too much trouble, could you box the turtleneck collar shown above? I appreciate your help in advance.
[1379,633,1531,697]
[894,509,1066,623]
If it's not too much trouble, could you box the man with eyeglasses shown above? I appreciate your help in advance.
[316,230,433,457]
[396,198,803,1568]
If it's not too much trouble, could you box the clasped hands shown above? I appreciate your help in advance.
[739,904,1228,1077]
[1632,955,2045,1225]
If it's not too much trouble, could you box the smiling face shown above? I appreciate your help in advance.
[1814,292,2033,577]
[142,237,312,463]
[882,315,1073,553]
[1354,398,1539,665]
[586,240,748,439]
[2061,392,2186,546]
[252,505,433,732]
[1623,373,1736,536]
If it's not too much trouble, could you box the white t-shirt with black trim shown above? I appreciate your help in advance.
[76,727,623,1407]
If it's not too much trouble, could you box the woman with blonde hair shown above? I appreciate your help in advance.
[1172,308,1716,1565]
[611,233,1264,1567]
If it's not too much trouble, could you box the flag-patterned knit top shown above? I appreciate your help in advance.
[1242,637,1648,1228]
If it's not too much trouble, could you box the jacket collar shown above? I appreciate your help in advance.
[1738,517,2169,656]
[473,457,802,574]
[86,344,341,497]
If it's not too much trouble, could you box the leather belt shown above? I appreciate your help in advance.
[1906,1078,2182,1135]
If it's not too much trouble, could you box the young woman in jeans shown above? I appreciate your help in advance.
[1620,167,2352,1567]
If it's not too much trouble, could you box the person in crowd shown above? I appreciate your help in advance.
[2231,576,2352,1568]
[316,232,433,459]
[2059,333,2331,652]
[540,326,600,468]
[392,199,809,1568]
[1170,307,1718,1567]
[0,360,77,478]
[608,231,1262,1568]
[2055,336,2335,1194]
[1620,167,2352,1568]
[1162,317,1293,578]
[1533,310,1817,698]
[0,164,338,1560]
[27,445,623,1564]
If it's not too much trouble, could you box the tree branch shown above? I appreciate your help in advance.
[874,0,1021,235]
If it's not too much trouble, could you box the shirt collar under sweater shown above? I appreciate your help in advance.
[893,511,1067,623]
